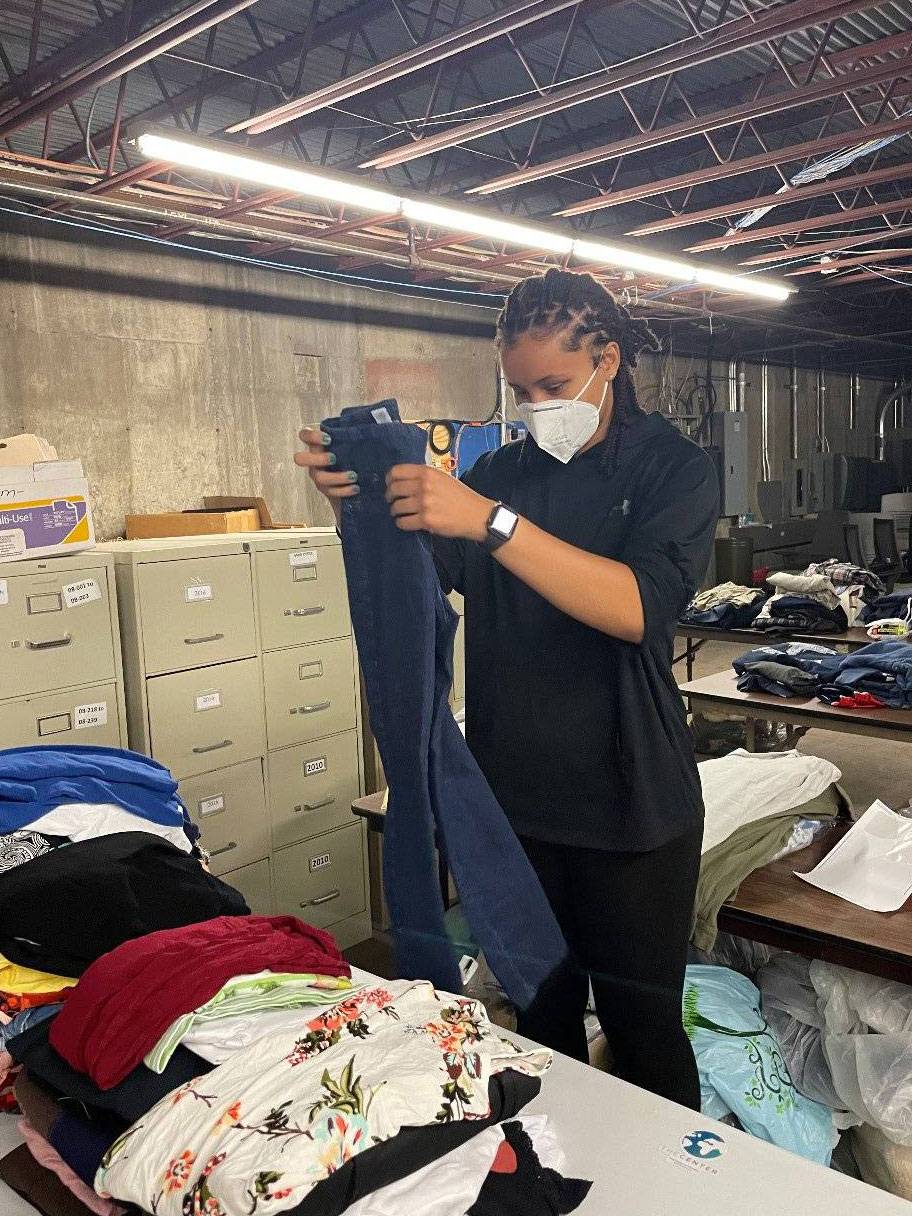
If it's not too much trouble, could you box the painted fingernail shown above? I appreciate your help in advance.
[347,471,359,483]
[321,433,332,445]
[326,453,337,466]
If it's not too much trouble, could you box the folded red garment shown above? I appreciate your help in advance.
[50,915,349,1090]
[834,692,887,709]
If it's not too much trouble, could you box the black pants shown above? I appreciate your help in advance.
[516,825,702,1111]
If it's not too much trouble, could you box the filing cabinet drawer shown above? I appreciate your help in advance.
[0,565,116,696]
[263,639,356,751]
[268,730,361,849]
[221,857,273,916]
[181,758,270,876]
[255,545,349,652]
[272,824,366,928]
[0,682,121,748]
[147,658,265,779]
[138,554,256,675]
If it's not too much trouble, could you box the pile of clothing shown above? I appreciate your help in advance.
[692,749,847,953]
[732,639,912,708]
[0,746,587,1216]
[753,560,886,635]
[680,582,767,630]
[861,590,912,627]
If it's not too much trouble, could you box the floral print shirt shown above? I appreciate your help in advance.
[95,979,551,1216]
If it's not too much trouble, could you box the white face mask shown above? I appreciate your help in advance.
[514,364,608,464]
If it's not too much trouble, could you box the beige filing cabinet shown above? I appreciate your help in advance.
[0,551,127,749]
[100,532,370,949]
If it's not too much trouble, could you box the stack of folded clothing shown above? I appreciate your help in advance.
[732,641,844,698]
[680,582,768,630]
[806,559,886,621]
[753,571,848,634]
[692,749,847,952]
[818,639,912,708]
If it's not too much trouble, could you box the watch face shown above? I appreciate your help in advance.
[490,505,516,538]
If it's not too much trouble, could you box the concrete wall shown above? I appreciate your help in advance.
[1,214,903,539]
[0,215,499,539]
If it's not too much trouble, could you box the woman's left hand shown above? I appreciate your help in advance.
[386,464,492,540]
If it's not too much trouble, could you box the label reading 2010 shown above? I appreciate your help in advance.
[309,852,331,873]
[186,584,213,603]
[304,756,327,778]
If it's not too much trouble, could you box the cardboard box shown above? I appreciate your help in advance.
[125,508,261,540]
[0,461,95,562]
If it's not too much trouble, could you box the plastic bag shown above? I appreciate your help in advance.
[758,954,855,1125]
[683,965,837,1165]
[690,931,781,979]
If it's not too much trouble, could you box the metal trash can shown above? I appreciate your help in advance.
[715,536,754,587]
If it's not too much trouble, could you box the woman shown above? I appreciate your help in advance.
[297,268,719,1110]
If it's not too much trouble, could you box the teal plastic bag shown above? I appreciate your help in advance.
[684,964,837,1165]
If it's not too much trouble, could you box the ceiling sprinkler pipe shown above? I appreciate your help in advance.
[760,356,771,482]
[877,382,912,460]
[789,355,799,461]
[815,368,829,453]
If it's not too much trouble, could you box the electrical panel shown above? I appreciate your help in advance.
[709,413,750,517]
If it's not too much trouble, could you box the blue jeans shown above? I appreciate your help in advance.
[322,401,567,1007]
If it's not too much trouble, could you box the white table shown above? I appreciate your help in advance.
[510,1028,910,1214]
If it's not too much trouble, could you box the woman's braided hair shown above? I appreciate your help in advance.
[496,268,660,471]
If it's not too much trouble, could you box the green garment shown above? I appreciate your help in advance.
[692,784,849,953]
[144,972,357,1074]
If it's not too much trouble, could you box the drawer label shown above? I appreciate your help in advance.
[0,580,7,607]
[195,691,222,712]
[309,852,331,872]
[63,578,101,608]
[304,756,327,778]
[198,794,225,817]
[289,550,318,569]
[74,701,108,730]
[185,584,213,603]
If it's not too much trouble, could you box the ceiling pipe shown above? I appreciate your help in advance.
[877,383,912,460]
[816,368,829,453]
[0,0,265,140]
[760,357,772,482]
[789,357,800,462]
[364,0,875,170]
[467,53,911,195]
[229,0,588,135]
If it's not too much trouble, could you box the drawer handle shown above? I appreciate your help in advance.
[303,889,340,908]
[184,633,225,645]
[192,739,233,754]
[294,796,336,814]
[26,634,72,650]
[286,605,325,617]
[210,841,238,857]
[295,701,331,715]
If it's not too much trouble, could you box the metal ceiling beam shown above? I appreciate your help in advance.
[825,263,912,285]
[0,0,266,140]
[152,186,295,237]
[229,0,586,136]
[362,0,874,171]
[628,160,912,236]
[0,0,179,107]
[555,112,912,218]
[687,191,912,251]
[785,246,912,275]
[467,53,912,195]
[53,0,392,162]
[741,225,912,265]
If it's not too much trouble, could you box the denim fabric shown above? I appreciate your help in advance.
[860,592,912,624]
[0,1003,60,1050]
[732,642,843,686]
[680,601,764,630]
[826,640,912,708]
[322,401,567,1007]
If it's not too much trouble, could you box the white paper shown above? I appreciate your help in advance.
[63,578,101,608]
[74,701,108,731]
[371,406,393,424]
[0,580,7,607]
[195,691,222,712]
[0,530,25,559]
[289,550,317,568]
[198,795,225,817]
[797,800,912,912]
[186,584,212,603]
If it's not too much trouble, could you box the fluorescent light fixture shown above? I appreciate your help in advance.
[135,132,400,215]
[136,132,793,302]
[401,199,573,254]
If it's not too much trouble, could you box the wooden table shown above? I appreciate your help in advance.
[718,822,912,984]
[680,669,912,749]
[674,624,872,681]
[351,791,452,909]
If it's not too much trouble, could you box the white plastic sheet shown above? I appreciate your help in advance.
[797,801,912,912]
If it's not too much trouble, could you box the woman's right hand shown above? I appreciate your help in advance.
[294,428,360,523]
